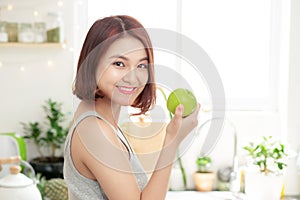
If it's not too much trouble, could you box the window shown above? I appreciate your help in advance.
[82,0,289,111]
[180,0,284,111]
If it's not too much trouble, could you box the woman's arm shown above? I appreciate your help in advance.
[141,104,200,200]
[73,104,200,200]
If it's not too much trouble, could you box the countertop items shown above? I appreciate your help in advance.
[284,196,300,200]
[166,191,300,200]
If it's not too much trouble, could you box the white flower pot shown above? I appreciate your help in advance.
[244,170,284,200]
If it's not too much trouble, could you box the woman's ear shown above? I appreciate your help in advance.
[94,86,104,99]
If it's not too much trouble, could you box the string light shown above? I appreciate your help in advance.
[57,0,63,7]
[33,11,39,17]
[77,0,83,5]
[0,61,3,68]
[47,60,53,67]
[20,66,25,71]
[7,4,13,11]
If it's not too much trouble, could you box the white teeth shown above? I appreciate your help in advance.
[118,86,134,92]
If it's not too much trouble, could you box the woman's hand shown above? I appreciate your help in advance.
[165,103,201,146]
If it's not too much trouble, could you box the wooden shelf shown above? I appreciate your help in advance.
[0,42,64,48]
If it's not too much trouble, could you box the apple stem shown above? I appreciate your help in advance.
[157,87,173,120]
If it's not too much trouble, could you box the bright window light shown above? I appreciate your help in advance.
[85,0,288,111]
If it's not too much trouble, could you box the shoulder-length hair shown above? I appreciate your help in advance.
[73,15,156,115]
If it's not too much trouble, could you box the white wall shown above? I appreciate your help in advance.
[0,0,75,159]
[284,0,300,195]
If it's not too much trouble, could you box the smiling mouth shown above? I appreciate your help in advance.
[117,86,137,95]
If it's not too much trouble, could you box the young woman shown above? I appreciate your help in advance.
[64,15,200,200]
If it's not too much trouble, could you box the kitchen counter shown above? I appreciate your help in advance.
[166,191,245,200]
[166,191,300,200]
[284,196,300,200]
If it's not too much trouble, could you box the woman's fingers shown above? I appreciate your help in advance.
[166,103,201,145]
[178,103,201,136]
[169,104,183,130]
[174,104,184,119]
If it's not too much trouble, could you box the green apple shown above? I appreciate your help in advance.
[167,88,197,117]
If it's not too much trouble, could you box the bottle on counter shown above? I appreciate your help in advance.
[33,22,46,43]
[6,22,18,42]
[18,23,34,43]
[0,21,8,42]
[46,12,64,43]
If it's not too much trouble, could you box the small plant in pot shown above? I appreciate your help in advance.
[21,99,70,179]
[243,135,288,200]
[193,156,216,191]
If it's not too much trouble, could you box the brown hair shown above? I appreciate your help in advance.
[73,15,156,115]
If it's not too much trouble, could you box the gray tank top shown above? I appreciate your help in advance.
[63,111,148,200]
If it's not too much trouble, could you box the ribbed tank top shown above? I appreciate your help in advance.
[63,111,148,200]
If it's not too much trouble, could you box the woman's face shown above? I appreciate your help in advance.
[96,36,149,106]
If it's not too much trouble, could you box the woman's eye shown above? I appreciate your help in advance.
[113,61,125,67]
[138,63,148,69]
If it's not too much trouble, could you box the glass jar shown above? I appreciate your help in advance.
[6,22,18,42]
[33,22,46,43]
[0,21,8,42]
[46,12,64,43]
[18,23,34,43]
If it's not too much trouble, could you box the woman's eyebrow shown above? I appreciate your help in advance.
[139,57,149,62]
[109,55,128,60]
[109,55,148,62]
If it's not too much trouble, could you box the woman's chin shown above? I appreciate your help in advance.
[113,97,136,107]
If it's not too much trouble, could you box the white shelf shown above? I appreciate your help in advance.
[0,42,64,48]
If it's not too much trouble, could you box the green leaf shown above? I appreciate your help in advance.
[20,99,70,159]
[243,135,288,174]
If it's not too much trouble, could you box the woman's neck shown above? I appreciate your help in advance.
[81,98,121,129]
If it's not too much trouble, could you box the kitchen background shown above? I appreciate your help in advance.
[0,0,299,196]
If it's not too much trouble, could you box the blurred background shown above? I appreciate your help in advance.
[0,0,299,196]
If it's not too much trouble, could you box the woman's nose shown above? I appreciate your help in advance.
[122,68,138,84]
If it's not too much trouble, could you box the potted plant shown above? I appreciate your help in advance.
[243,135,288,200]
[193,156,216,191]
[21,99,70,179]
